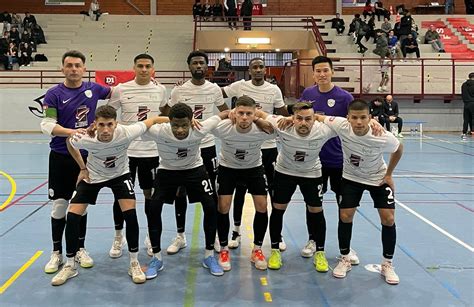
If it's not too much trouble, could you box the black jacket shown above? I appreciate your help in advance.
[384,101,399,117]
[370,101,385,117]
[241,0,253,17]
[461,79,474,104]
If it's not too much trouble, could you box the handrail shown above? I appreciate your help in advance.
[309,17,327,56]
[125,0,146,15]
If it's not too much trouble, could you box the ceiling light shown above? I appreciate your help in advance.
[237,37,271,44]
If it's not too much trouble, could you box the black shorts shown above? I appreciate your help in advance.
[201,145,218,185]
[48,150,86,200]
[321,166,343,196]
[71,173,136,204]
[262,147,278,186]
[217,165,267,196]
[339,178,396,209]
[152,165,215,204]
[128,156,159,190]
[273,171,323,207]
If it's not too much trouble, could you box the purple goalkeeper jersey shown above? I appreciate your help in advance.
[43,81,110,155]
[300,85,353,168]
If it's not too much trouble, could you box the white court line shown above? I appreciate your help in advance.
[394,174,474,178]
[396,199,474,253]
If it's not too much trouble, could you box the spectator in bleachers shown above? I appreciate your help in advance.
[377,50,390,92]
[241,0,253,31]
[381,17,391,34]
[325,13,345,35]
[6,41,18,70]
[424,25,445,53]
[374,1,390,21]
[193,0,203,20]
[9,27,20,46]
[19,42,32,66]
[401,33,420,60]
[356,19,369,53]
[369,97,387,126]
[373,30,388,56]
[1,12,12,25]
[23,12,37,31]
[203,1,212,21]
[461,72,474,140]
[11,13,22,31]
[31,23,47,45]
[384,95,403,137]
[362,0,374,20]
[388,30,402,59]
[348,13,362,36]
[365,15,376,42]
[0,33,8,69]
[445,0,454,14]
[466,0,474,14]
[398,10,412,41]
[224,0,237,30]
[89,0,102,21]
[212,0,224,21]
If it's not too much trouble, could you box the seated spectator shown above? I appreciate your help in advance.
[384,95,403,137]
[20,29,31,44]
[31,24,47,45]
[23,12,36,31]
[325,13,345,35]
[387,30,402,59]
[369,97,387,126]
[373,29,388,57]
[1,11,12,26]
[362,0,374,20]
[424,25,445,53]
[401,33,420,60]
[9,27,20,45]
[11,13,22,31]
[380,17,391,34]
[203,1,212,21]
[348,13,362,36]
[89,0,102,21]
[374,1,390,21]
[212,0,224,21]
[6,41,18,70]
[19,42,32,66]
[193,0,203,20]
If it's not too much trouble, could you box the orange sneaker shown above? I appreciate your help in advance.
[250,248,267,270]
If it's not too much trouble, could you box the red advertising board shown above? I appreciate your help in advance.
[95,71,135,87]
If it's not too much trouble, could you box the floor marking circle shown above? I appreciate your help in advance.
[0,171,17,210]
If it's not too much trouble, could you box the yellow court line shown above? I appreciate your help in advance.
[0,171,17,210]
[0,251,43,294]
[263,292,273,302]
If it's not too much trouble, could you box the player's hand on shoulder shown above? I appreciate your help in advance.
[277,116,293,130]
[369,119,384,136]
[218,109,230,119]
[255,118,274,134]
[174,80,185,87]
[86,123,97,138]
[228,109,236,124]
[192,118,202,130]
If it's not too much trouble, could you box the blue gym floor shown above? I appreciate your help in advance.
[0,133,473,307]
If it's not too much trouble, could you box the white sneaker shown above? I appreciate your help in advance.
[214,235,221,253]
[381,261,400,285]
[51,264,78,286]
[144,234,153,257]
[75,248,94,268]
[44,251,63,274]
[109,236,126,258]
[398,133,404,138]
[279,237,287,252]
[128,260,146,284]
[228,231,241,249]
[382,86,387,91]
[166,236,187,255]
[333,256,352,278]
[301,240,316,258]
[348,248,360,265]
[377,86,383,92]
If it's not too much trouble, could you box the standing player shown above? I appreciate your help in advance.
[51,105,167,286]
[40,50,111,274]
[160,51,229,255]
[143,103,229,278]
[314,100,403,285]
[107,53,168,258]
[253,103,336,272]
[222,57,288,250]
[299,55,359,264]
[213,96,276,271]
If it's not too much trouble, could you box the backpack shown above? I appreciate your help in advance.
[34,54,48,61]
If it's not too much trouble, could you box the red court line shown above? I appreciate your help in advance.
[0,180,48,212]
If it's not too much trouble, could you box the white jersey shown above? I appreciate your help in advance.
[143,115,222,170]
[70,122,147,184]
[324,116,400,186]
[168,80,225,149]
[223,79,285,149]
[212,119,276,169]
[267,115,336,178]
[107,80,168,157]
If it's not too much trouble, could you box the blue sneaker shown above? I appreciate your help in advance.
[202,256,224,276]
[145,257,164,280]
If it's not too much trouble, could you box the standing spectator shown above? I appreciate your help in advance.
[193,0,203,20]
[365,15,376,41]
[461,72,474,140]
[381,17,392,35]
[356,19,369,53]
[241,0,253,31]
[348,14,362,36]
[89,0,101,21]
[377,50,390,92]
[398,10,412,41]
[373,30,388,57]
[384,95,403,137]
[445,0,454,14]
[325,13,345,35]
[212,0,224,21]
[19,42,32,66]
[424,25,445,52]
[362,0,373,20]
[401,33,420,61]
[224,0,237,30]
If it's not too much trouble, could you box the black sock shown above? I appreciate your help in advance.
[311,211,326,251]
[270,208,285,249]
[233,185,246,227]
[174,193,187,233]
[217,212,229,247]
[338,219,353,256]
[253,211,268,246]
[144,198,151,217]
[306,207,314,241]
[202,199,217,250]
[78,213,87,249]
[51,217,66,253]
[65,212,81,258]
[147,200,163,254]
[113,200,124,230]
[382,224,396,259]
[123,209,139,253]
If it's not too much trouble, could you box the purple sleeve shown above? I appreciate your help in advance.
[43,87,59,108]
[93,83,111,99]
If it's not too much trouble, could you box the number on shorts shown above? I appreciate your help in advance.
[124,179,135,195]
[385,186,394,200]
[317,184,324,198]
[202,179,213,195]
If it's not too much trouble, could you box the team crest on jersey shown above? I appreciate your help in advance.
[235,149,247,160]
[350,154,362,167]
[177,148,189,158]
[84,90,93,98]
[293,151,307,162]
[104,156,118,168]
[264,95,273,104]
[327,99,335,107]
[75,105,90,128]
[193,105,205,120]
[137,106,150,121]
